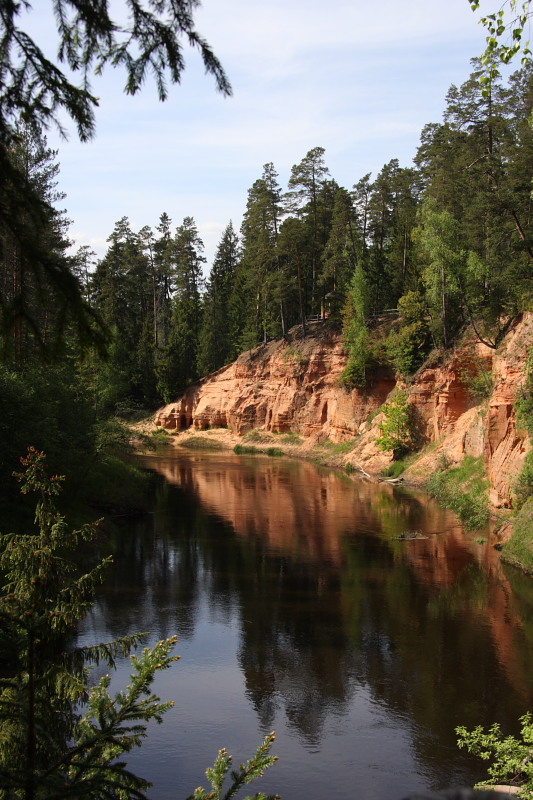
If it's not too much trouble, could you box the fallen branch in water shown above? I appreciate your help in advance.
[350,462,403,484]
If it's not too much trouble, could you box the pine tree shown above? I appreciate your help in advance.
[340,262,371,389]
[285,147,331,315]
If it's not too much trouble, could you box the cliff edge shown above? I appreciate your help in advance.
[154,315,533,510]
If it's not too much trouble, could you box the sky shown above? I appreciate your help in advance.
[30,0,492,269]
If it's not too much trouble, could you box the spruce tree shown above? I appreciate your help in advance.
[157,217,205,401]
[198,222,240,376]
[321,187,360,309]
[238,166,284,349]
[0,124,105,364]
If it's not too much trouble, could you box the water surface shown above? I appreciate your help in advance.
[76,449,533,800]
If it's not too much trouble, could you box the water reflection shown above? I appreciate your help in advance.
[79,450,533,800]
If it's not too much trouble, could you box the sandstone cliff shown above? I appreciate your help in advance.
[155,315,533,509]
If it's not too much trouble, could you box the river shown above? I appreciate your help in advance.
[75,448,533,800]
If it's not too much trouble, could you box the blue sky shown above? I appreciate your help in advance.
[35,0,491,268]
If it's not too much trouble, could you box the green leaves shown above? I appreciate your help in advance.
[471,0,533,76]
[376,390,415,460]
[457,712,533,796]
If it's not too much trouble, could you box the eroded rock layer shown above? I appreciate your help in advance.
[155,316,533,508]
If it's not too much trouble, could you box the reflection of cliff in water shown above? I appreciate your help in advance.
[99,451,533,781]
[148,452,467,565]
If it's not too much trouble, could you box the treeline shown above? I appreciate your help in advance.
[81,60,533,406]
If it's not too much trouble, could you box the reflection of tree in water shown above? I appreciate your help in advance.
[238,563,359,745]
[90,454,533,787]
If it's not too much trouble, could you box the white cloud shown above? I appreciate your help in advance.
[38,0,491,267]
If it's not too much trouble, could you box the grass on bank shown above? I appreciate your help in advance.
[427,456,490,530]
[502,497,533,572]
[234,444,283,457]
[177,435,224,451]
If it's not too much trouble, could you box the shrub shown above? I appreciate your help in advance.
[515,346,533,437]
[340,318,370,389]
[234,444,258,455]
[385,321,428,376]
[376,391,415,459]
[179,436,223,451]
[457,713,533,797]
[381,460,407,479]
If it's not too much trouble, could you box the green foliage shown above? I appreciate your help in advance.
[198,223,240,376]
[1,1,230,147]
[0,447,176,799]
[244,430,270,443]
[469,0,533,74]
[381,460,407,479]
[457,712,533,796]
[414,197,465,347]
[340,260,373,389]
[80,453,155,512]
[234,444,259,455]
[427,456,490,529]
[0,363,97,496]
[0,0,230,364]
[385,290,430,376]
[279,433,303,445]
[283,345,304,366]
[515,348,533,438]
[397,290,427,323]
[515,451,533,509]
[233,444,282,457]
[504,496,533,571]
[458,357,494,400]
[178,436,224,451]
[340,317,370,389]
[266,448,283,457]
[187,732,279,800]
[376,391,415,459]
[1,125,108,364]
[385,321,428,376]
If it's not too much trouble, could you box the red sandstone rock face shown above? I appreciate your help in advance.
[156,326,395,440]
[155,316,533,508]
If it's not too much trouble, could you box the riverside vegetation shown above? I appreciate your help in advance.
[0,447,279,800]
[4,0,533,797]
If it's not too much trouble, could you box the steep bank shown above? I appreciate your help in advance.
[154,315,533,512]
